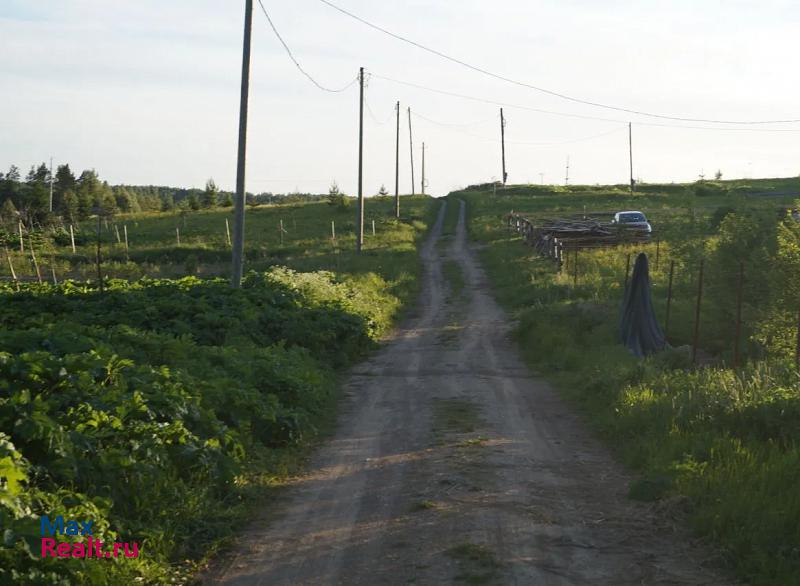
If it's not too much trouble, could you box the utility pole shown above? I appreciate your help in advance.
[49,157,54,213]
[628,122,635,193]
[394,100,400,218]
[565,156,570,186]
[421,142,426,195]
[408,107,415,195]
[356,66,365,253]
[231,0,253,288]
[500,108,507,185]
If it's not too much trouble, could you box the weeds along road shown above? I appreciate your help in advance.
[207,201,730,585]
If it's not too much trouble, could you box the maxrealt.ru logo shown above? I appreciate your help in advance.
[40,515,141,559]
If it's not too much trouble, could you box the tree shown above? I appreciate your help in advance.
[0,198,17,223]
[220,192,233,207]
[5,165,20,183]
[54,164,76,212]
[202,179,219,208]
[378,184,389,196]
[715,169,723,180]
[327,180,347,208]
[161,194,175,211]
[62,190,79,223]
[187,192,201,211]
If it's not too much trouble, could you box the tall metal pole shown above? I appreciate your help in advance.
[500,108,507,185]
[356,67,365,253]
[408,107,415,195]
[49,157,54,213]
[394,101,400,218]
[628,122,635,193]
[421,142,426,195]
[231,0,253,288]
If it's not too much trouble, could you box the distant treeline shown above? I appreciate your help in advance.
[0,161,329,226]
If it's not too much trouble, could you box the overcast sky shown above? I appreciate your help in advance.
[2,0,799,196]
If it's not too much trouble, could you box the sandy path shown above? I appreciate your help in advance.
[206,200,729,585]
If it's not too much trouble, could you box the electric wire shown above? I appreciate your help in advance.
[375,73,800,133]
[317,0,800,124]
[257,0,357,92]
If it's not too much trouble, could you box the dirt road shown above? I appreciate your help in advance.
[207,201,729,585]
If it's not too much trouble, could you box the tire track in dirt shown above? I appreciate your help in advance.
[206,200,731,585]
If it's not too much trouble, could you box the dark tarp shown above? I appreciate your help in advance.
[620,253,669,357]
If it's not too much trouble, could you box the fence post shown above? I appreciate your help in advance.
[624,252,631,291]
[372,219,376,236]
[665,260,675,337]
[225,219,232,246]
[176,227,181,246]
[114,224,121,244]
[18,221,24,253]
[69,224,76,253]
[123,225,129,261]
[4,247,18,289]
[573,247,578,286]
[29,237,42,284]
[331,220,336,242]
[734,261,744,368]
[655,239,660,271]
[692,259,705,365]
[279,219,284,246]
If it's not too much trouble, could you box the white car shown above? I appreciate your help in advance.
[612,210,652,234]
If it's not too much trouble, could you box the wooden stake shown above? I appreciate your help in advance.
[4,246,18,286]
[69,224,76,253]
[331,220,336,241]
[225,218,232,246]
[573,247,578,286]
[624,252,631,291]
[18,221,24,253]
[691,259,705,365]
[114,224,121,244]
[176,227,181,246]
[372,219,376,236]
[123,225,129,261]
[51,263,58,285]
[280,219,284,246]
[29,237,42,284]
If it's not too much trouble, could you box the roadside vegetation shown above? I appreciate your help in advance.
[454,178,800,586]
[0,194,435,584]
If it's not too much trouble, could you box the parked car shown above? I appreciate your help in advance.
[612,210,652,234]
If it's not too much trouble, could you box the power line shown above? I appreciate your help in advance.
[412,110,627,146]
[374,73,800,133]
[317,0,800,125]
[257,0,358,92]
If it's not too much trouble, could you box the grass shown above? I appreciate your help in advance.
[453,181,800,586]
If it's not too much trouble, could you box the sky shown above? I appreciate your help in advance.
[2,0,800,196]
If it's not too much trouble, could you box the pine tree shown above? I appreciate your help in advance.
[188,192,201,211]
[202,179,219,208]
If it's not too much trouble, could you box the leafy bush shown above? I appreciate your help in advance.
[0,268,387,584]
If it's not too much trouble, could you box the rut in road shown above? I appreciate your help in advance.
[207,200,730,585]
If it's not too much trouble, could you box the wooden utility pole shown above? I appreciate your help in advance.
[421,142,426,195]
[356,66,365,253]
[231,0,253,288]
[500,108,508,185]
[408,107,415,195]
[394,101,400,218]
[628,122,635,193]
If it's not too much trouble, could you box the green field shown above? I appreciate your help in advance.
[454,179,800,586]
[0,195,436,584]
